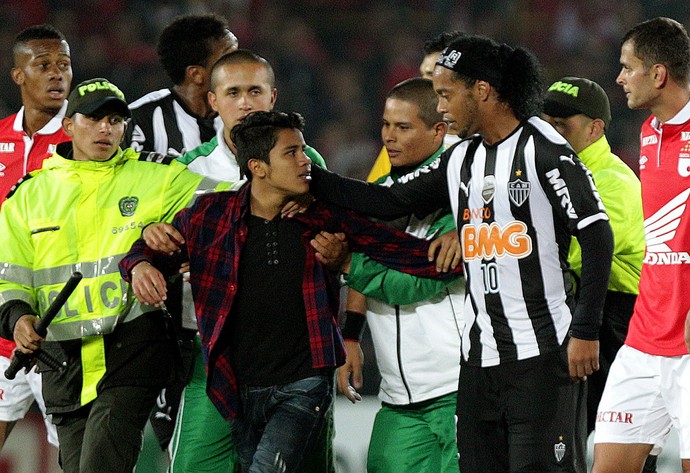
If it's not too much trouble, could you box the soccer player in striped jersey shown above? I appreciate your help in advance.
[309,34,614,472]
[124,14,238,157]
[592,17,690,473]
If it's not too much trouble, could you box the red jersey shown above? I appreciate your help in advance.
[0,102,70,357]
[626,99,690,356]
[0,103,69,201]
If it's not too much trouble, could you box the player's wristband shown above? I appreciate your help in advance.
[341,310,366,342]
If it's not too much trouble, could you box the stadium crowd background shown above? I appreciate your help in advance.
[0,0,688,181]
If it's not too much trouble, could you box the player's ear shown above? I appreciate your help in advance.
[475,80,491,101]
[209,90,218,112]
[433,121,448,138]
[650,63,667,89]
[270,88,277,108]
[11,67,23,86]
[187,65,205,86]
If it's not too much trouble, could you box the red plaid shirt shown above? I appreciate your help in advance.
[120,183,460,419]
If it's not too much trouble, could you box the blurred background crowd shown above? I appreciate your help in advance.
[0,0,688,181]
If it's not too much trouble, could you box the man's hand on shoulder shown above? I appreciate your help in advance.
[280,194,315,218]
[311,231,350,272]
[429,229,462,273]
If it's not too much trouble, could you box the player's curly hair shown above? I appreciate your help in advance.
[499,45,544,121]
[448,35,543,122]
[157,13,233,85]
[231,111,305,180]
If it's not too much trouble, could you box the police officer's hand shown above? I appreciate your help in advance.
[567,337,599,382]
[13,314,43,354]
[428,229,461,272]
[143,223,184,255]
[130,261,167,307]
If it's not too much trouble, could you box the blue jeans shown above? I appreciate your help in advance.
[232,375,334,473]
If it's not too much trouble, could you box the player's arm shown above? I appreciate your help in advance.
[535,139,612,382]
[346,214,461,305]
[337,289,365,404]
[309,149,452,221]
[568,220,613,381]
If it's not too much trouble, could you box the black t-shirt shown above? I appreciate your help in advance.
[228,215,319,386]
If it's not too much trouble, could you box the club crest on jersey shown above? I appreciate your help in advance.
[119,196,139,217]
[639,155,648,170]
[554,437,566,462]
[679,143,690,177]
[508,179,530,206]
[482,175,496,203]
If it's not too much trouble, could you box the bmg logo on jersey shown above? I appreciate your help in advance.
[461,221,532,260]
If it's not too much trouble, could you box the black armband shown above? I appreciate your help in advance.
[341,310,367,342]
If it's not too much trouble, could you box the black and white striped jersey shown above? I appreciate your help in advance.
[311,117,609,367]
[448,118,607,366]
[125,88,222,157]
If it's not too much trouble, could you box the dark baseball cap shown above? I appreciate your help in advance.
[543,77,611,128]
[66,78,131,118]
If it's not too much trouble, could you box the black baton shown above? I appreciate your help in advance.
[4,271,83,380]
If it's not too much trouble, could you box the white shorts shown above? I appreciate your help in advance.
[0,356,58,446]
[594,344,690,458]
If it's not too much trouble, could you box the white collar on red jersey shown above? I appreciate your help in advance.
[12,100,68,136]
[651,97,690,128]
